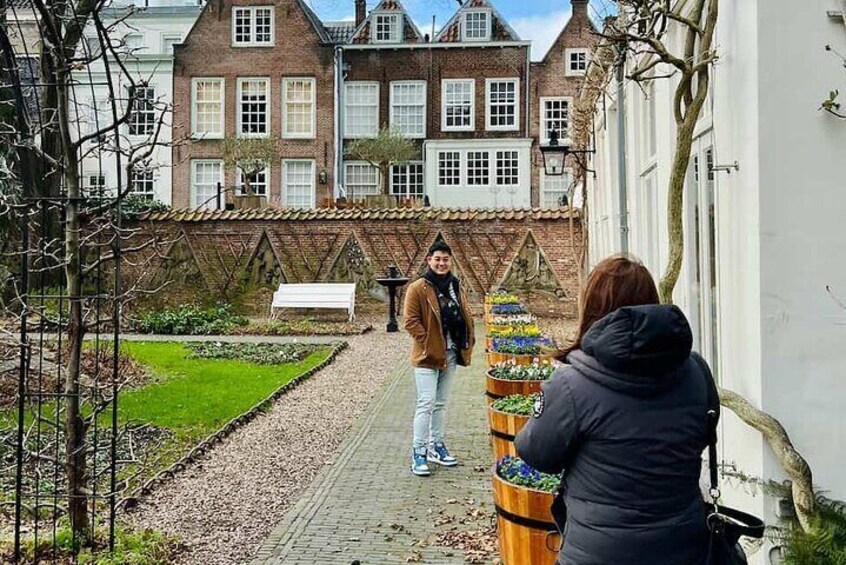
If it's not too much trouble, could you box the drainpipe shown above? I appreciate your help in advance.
[524,47,531,206]
[615,42,629,253]
[334,45,343,199]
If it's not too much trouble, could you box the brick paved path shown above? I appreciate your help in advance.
[251,328,496,565]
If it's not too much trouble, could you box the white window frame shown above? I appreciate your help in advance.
[540,167,571,209]
[161,33,181,54]
[539,96,572,145]
[237,77,270,139]
[565,48,590,77]
[389,81,426,139]
[282,159,316,209]
[84,173,107,195]
[390,161,424,199]
[441,79,475,132]
[437,151,462,187]
[495,150,520,186]
[235,163,270,197]
[344,82,380,139]
[282,77,316,139]
[232,6,275,47]
[462,9,491,42]
[130,167,156,200]
[191,78,225,139]
[344,161,381,200]
[122,33,145,54]
[373,12,401,43]
[191,159,223,210]
[466,150,491,187]
[640,80,657,165]
[485,78,520,131]
[128,85,156,137]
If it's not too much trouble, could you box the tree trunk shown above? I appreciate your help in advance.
[658,111,697,303]
[57,63,91,545]
[719,387,816,532]
[380,163,390,196]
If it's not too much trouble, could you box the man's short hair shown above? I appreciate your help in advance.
[427,240,452,256]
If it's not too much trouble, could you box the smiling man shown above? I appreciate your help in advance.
[402,241,475,477]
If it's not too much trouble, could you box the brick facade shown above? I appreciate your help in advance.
[171,0,336,208]
[127,209,583,317]
[529,0,597,205]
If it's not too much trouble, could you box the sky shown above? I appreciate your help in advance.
[307,0,615,61]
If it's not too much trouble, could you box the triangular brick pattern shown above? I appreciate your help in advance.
[147,231,210,305]
[357,226,433,280]
[498,230,567,298]
[446,227,524,292]
[189,230,257,299]
[269,229,343,283]
[234,231,287,313]
[324,232,378,297]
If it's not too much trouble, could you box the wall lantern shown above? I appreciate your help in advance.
[540,129,595,176]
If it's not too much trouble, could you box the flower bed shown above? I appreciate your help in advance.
[186,342,318,365]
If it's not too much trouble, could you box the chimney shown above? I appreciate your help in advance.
[572,0,588,17]
[355,0,367,27]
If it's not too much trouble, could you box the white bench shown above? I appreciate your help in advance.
[270,283,357,321]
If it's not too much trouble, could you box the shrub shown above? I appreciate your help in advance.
[497,455,559,492]
[780,493,846,565]
[490,361,556,381]
[491,394,538,416]
[186,342,317,365]
[134,303,248,335]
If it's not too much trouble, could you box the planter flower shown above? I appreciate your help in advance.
[492,456,561,564]
[487,336,556,367]
[491,303,529,315]
[497,455,559,492]
[489,394,537,460]
[490,361,556,382]
[487,325,541,339]
[485,292,522,305]
[488,315,537,327]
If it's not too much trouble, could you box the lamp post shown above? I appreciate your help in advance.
[539,129,595,177]
[376,265,410,332]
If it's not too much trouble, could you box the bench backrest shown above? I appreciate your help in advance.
[271,283,356,309]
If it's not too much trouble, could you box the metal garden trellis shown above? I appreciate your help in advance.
[0,0,172,560]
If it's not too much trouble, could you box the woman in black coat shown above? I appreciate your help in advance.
[515,256,715,565]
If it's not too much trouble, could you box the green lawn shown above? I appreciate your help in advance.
[118,341,331,441]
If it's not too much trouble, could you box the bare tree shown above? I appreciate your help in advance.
[221,136,282,198]
[346,127,417,197]
[0,0,176,551]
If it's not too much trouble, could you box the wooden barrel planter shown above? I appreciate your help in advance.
[486,371,544,403]
[488,406,529,459]
[484,303,494,316]
[487,350,554,367]
[492,473,560,565]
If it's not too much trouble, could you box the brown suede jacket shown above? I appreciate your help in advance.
[402,277,475,369]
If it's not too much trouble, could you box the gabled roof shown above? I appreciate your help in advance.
[349,0,424,45]
[324,21,357,44]
[434,0,520,43]
[296,0,333,44]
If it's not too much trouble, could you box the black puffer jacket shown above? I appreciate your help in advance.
[515,304,714,565]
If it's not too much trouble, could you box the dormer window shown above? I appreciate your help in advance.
[374,13,401,43]
[462,10,491,42]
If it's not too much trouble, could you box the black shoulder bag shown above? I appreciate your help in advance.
[698,355,766,564]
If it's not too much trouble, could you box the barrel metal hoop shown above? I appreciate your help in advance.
[494,503,558,532]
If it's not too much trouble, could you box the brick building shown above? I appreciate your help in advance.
[171,0,339,209]
[171,0,597,210]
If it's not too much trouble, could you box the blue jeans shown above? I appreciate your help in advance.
[412,349,458,449]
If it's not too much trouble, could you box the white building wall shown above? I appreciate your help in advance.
[74,4,200,205]
[589,3,846,560]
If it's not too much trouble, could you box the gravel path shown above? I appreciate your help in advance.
[127,330,411,565]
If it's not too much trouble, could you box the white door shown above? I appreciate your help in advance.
[685,134,720,375]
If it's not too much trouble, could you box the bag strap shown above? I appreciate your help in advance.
[691,352,721,502]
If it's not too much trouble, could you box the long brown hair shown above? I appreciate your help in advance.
[557,255,660,361]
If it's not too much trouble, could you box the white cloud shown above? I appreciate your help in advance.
[510,9,572,62]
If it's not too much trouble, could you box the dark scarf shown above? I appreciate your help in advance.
[423,268,468,350]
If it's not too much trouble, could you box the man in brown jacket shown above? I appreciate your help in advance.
[403,241,475,476]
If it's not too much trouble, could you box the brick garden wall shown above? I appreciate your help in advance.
[127,208,583,318]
